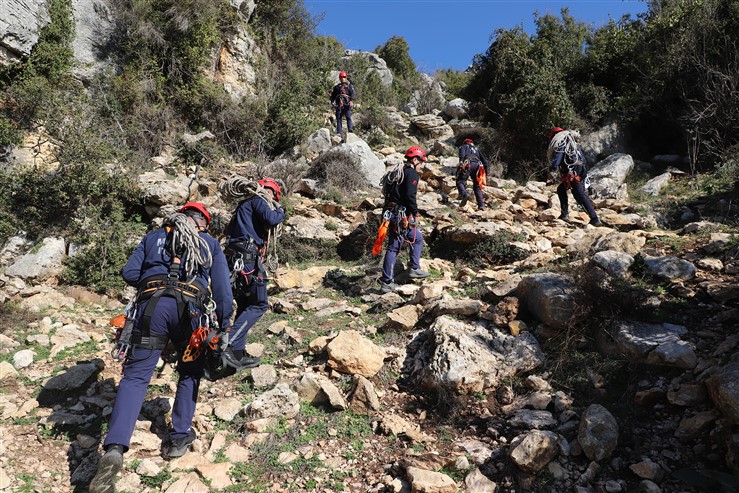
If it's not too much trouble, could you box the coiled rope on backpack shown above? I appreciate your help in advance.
[547,130,582,166]
[164,213,213,282]
[380,162,405,196]
[219,175,283,273]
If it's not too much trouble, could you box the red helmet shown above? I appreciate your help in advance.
[339,71,347,79]
[258,178,282,202]
[464,138,474,144]
[548,127,564,140]
[405,146,427,162]
[179,202,211,225]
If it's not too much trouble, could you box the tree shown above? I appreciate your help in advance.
[376,35,417,81]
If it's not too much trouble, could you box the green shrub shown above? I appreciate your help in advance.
[376,36,417,82]
[63,201,147,294]
[434,68,470,100]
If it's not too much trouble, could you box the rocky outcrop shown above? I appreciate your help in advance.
[0,0,50,64]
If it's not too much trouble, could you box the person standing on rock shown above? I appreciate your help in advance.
[547,127,602,226]
[378,146,430,293]
[457,138,489,210]
[90,203,233,493]
[330,70,356,136]
[221,177,286,371]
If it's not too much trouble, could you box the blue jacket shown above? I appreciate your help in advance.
[550,143,587,176]
[459,143,489,173]
[385,164,420,217]
[225,196,286,248]
[121,228,234,329]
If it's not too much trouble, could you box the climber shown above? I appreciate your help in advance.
[330,70,356,136]
[456,138,490,210]
[222,177,286,371]
[547,127,602,226]
[378,146,430,293]
[89,202,233,493]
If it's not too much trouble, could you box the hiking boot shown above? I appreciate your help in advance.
[379,281,397,293]
[589,218,603,226]
[408,268,430,279]
[89,445,124,493]
[237,356,261,369]
[163,429,196,459]
[459,194,468,207]
[558,213,570,221]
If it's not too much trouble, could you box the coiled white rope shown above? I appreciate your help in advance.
[547,130,582,166]
[165,213,212,282]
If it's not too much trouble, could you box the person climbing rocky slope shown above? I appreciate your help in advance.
[1,127,737,492]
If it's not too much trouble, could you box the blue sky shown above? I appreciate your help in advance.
[305,1,649,73]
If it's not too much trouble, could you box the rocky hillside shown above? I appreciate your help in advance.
[1,124,737,492]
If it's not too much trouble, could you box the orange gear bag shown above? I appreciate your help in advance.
[476,166,487,190]
[372,219,390,255]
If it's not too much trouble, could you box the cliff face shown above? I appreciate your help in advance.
[1,0,261,90]
[0,0,50,64]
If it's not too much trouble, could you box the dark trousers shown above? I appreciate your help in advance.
[231,277,268,351]
[381,218,424,283]
[456,161,485,208]
[104,298,203,450]
[336,106,353,134]
[557,181,598,220]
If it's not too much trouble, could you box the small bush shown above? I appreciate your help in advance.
[308,149,369,195]
[430,231,529,267]
[278,233,338,266]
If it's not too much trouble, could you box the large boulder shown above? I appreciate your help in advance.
[339,50,393,87]
[515,273,581,330]
[588,153,634,200]
[706,362,739,425]
[596,321,697,369]
[581,121,627,164]
[413,316,545,394]
[334,134,385,187]
[5,237,66,281]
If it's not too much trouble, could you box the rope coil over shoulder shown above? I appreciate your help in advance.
[220,175,283,273]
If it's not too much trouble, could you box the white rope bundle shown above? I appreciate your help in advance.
[380,162,405,195]
[219,175,280,211]
[547,130,582,165]
[166,213,212,281]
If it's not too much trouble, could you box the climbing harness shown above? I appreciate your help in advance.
[108,213,212,364]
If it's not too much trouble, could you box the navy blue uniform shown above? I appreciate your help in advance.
[550,143,598,221]
[105,227,233,450]
[331,82,356,134]
[457,143,489,209]
[381,165,424,283]
[225,197,286,352]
